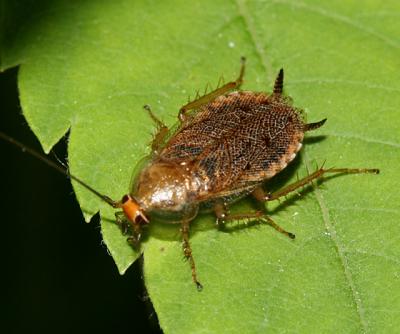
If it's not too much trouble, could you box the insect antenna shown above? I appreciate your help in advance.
[0,131,121,208]
[51,150,68,169]
[304,118,327,131]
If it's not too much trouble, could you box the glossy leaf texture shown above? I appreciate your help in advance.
[1,0,399,332]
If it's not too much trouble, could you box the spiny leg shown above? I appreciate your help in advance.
[115,211,129,235]
[273,68,284,95]
[181,220,202,291]
[143,105,169,154]
[179,56,246,123]
[259,167,379,202]
[213,202,295,239]
[115,211,143,248]
[127,221,143,248]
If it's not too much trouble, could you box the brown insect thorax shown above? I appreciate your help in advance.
[131,90,306,223]
[131,160,200,222]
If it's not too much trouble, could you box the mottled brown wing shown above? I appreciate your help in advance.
[161,92,269,159]
[160,92,305,201]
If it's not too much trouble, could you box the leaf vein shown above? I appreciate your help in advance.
[272,0,400,49]
[304,153,368,332]
[350,249,400,267]
[235,0,273,80]
[326,133,400,149]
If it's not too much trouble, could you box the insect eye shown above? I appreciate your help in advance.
[121,194,130,203]
[135,212,149,225]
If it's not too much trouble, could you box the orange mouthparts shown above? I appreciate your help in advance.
[121,194,149,225]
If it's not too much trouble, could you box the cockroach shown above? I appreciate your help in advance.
[0,57,379,291]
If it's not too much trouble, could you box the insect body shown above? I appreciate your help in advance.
[116,58,378,290]
[0,57,379,291]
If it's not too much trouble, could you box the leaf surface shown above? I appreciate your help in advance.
[2,0,400,332]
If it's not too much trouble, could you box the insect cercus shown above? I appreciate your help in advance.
[0,57,379,290]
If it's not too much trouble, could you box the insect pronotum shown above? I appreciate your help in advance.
[0,57,379,290]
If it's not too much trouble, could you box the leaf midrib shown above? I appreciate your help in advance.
[235,0,273,82]
[304,154,368,332]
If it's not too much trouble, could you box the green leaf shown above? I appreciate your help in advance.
[2,0,400,332]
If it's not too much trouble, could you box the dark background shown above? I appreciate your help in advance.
[0,68,161,333]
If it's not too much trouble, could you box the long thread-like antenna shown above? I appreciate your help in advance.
[0,131,120,208]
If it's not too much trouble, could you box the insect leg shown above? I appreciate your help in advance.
[263,167,379,202]
[114,213,143,248]
[143,105,169,154]
[213,202,229,228]
[178,57,246,123]
[127,223,142,248]
[214,203,262,225]
[181,220,203,291]
[115,211,129,235]
[214,203,295,239]
[115,211,144,247]
[263,215,295,239]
